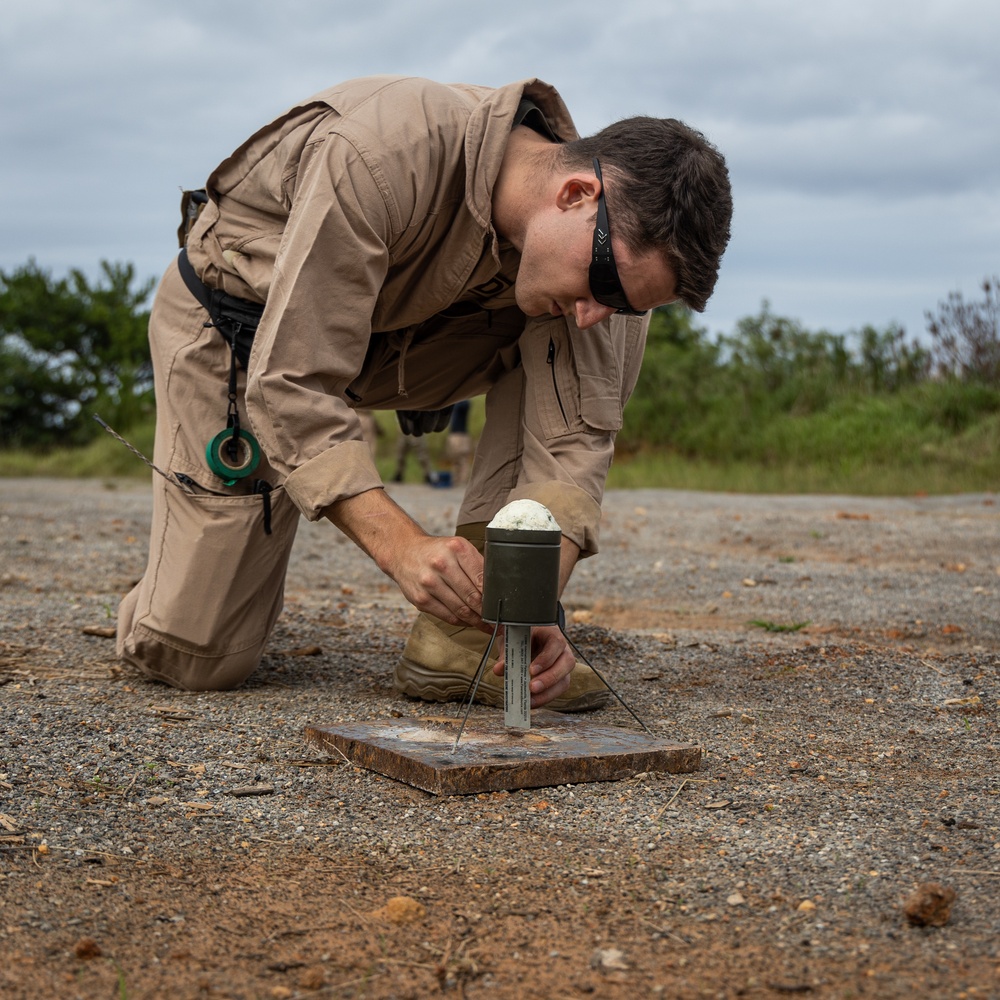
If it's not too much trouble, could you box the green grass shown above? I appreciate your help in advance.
[0,412,466,484]
[605,450,999,494]
[0,420,156,477]
[749,619,812,633]
[4,438,993,495]
[610,387,1000,494]
[2,389,997,496]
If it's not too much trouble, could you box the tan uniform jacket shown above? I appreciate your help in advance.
[186,75,648,555]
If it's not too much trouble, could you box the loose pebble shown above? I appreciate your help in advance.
[903,882,957,927]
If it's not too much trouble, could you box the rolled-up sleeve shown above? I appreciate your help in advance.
[245,136,391,520]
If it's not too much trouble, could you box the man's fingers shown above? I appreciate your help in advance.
[484,627,573,706]
[412,589,481,628]
[531,671,572,708]
[397,535,486,626]
[425,537,484,615]
[530,649,574,693]
[448,601,484,628]
[452,540,485,613]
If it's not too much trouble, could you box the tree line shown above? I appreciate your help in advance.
[0,260,154,448]
[1,258,997,453]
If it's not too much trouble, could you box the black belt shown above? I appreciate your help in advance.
[177,248,263,370]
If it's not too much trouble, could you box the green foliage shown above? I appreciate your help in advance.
[616,297,999,493]
[858,324,931,391]
[723,302,852,414]
[749,620,811,633]
[0,337,70,444]
[615,303,726,456]
[2,260,998,496]
[0,259,155,448]
[621,302,940,458]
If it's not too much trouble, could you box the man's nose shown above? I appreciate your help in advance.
[574,300,616,330]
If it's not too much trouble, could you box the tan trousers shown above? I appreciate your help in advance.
[445,432,473,485]
[118,258,530,690]
[392,433,434,481]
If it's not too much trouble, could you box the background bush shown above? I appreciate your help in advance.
[2,258,997,494]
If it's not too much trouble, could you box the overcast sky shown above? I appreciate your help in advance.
[2,0,997,342]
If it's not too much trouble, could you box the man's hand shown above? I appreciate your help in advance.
[389,534,486,630]
[324,488,488,631]
[491,624,574,708]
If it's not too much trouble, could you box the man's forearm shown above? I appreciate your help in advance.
[323,487,426,576]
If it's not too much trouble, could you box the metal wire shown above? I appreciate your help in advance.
[451,611,503,753]
[92,415,194,494]
[557,625,652,734]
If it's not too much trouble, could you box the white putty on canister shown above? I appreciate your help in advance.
[488,499,561,532]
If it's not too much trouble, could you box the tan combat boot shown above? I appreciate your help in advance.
[394,612,610,712]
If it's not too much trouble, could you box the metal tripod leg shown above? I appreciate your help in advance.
[558,624,652,735]
[452,616,503,752]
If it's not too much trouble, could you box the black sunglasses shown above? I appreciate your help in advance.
[589,158,647,316]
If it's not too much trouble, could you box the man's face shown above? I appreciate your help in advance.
[514,174,677,330]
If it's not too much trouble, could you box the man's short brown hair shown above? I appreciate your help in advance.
[561,117,732,312]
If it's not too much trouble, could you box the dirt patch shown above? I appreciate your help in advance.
[3,846,996,999]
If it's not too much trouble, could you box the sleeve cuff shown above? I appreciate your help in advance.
[283,439,384,521]
[506,479,603,557]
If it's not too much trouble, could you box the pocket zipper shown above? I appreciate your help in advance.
[547,337,568,426]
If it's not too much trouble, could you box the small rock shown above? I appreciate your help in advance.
[297,967,327,990]
[74,938,102,960]
[727,892,746,906]
[372,895,426,924]
[797,900,816,912]
[903,882,956,927]
[591,948,628,971]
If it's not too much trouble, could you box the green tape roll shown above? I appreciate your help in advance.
[205,429,260,485]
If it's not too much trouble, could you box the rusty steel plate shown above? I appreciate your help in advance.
[304,711,700,795]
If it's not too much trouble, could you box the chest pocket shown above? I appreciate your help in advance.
[523,314,646,440]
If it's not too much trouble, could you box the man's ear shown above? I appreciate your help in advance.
[555,173,600,211]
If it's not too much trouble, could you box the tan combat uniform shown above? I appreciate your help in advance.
[118,75,650,690]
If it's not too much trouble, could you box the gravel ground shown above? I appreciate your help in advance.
[1,477,998,999]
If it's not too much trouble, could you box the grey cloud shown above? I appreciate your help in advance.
[1,0,997,343]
